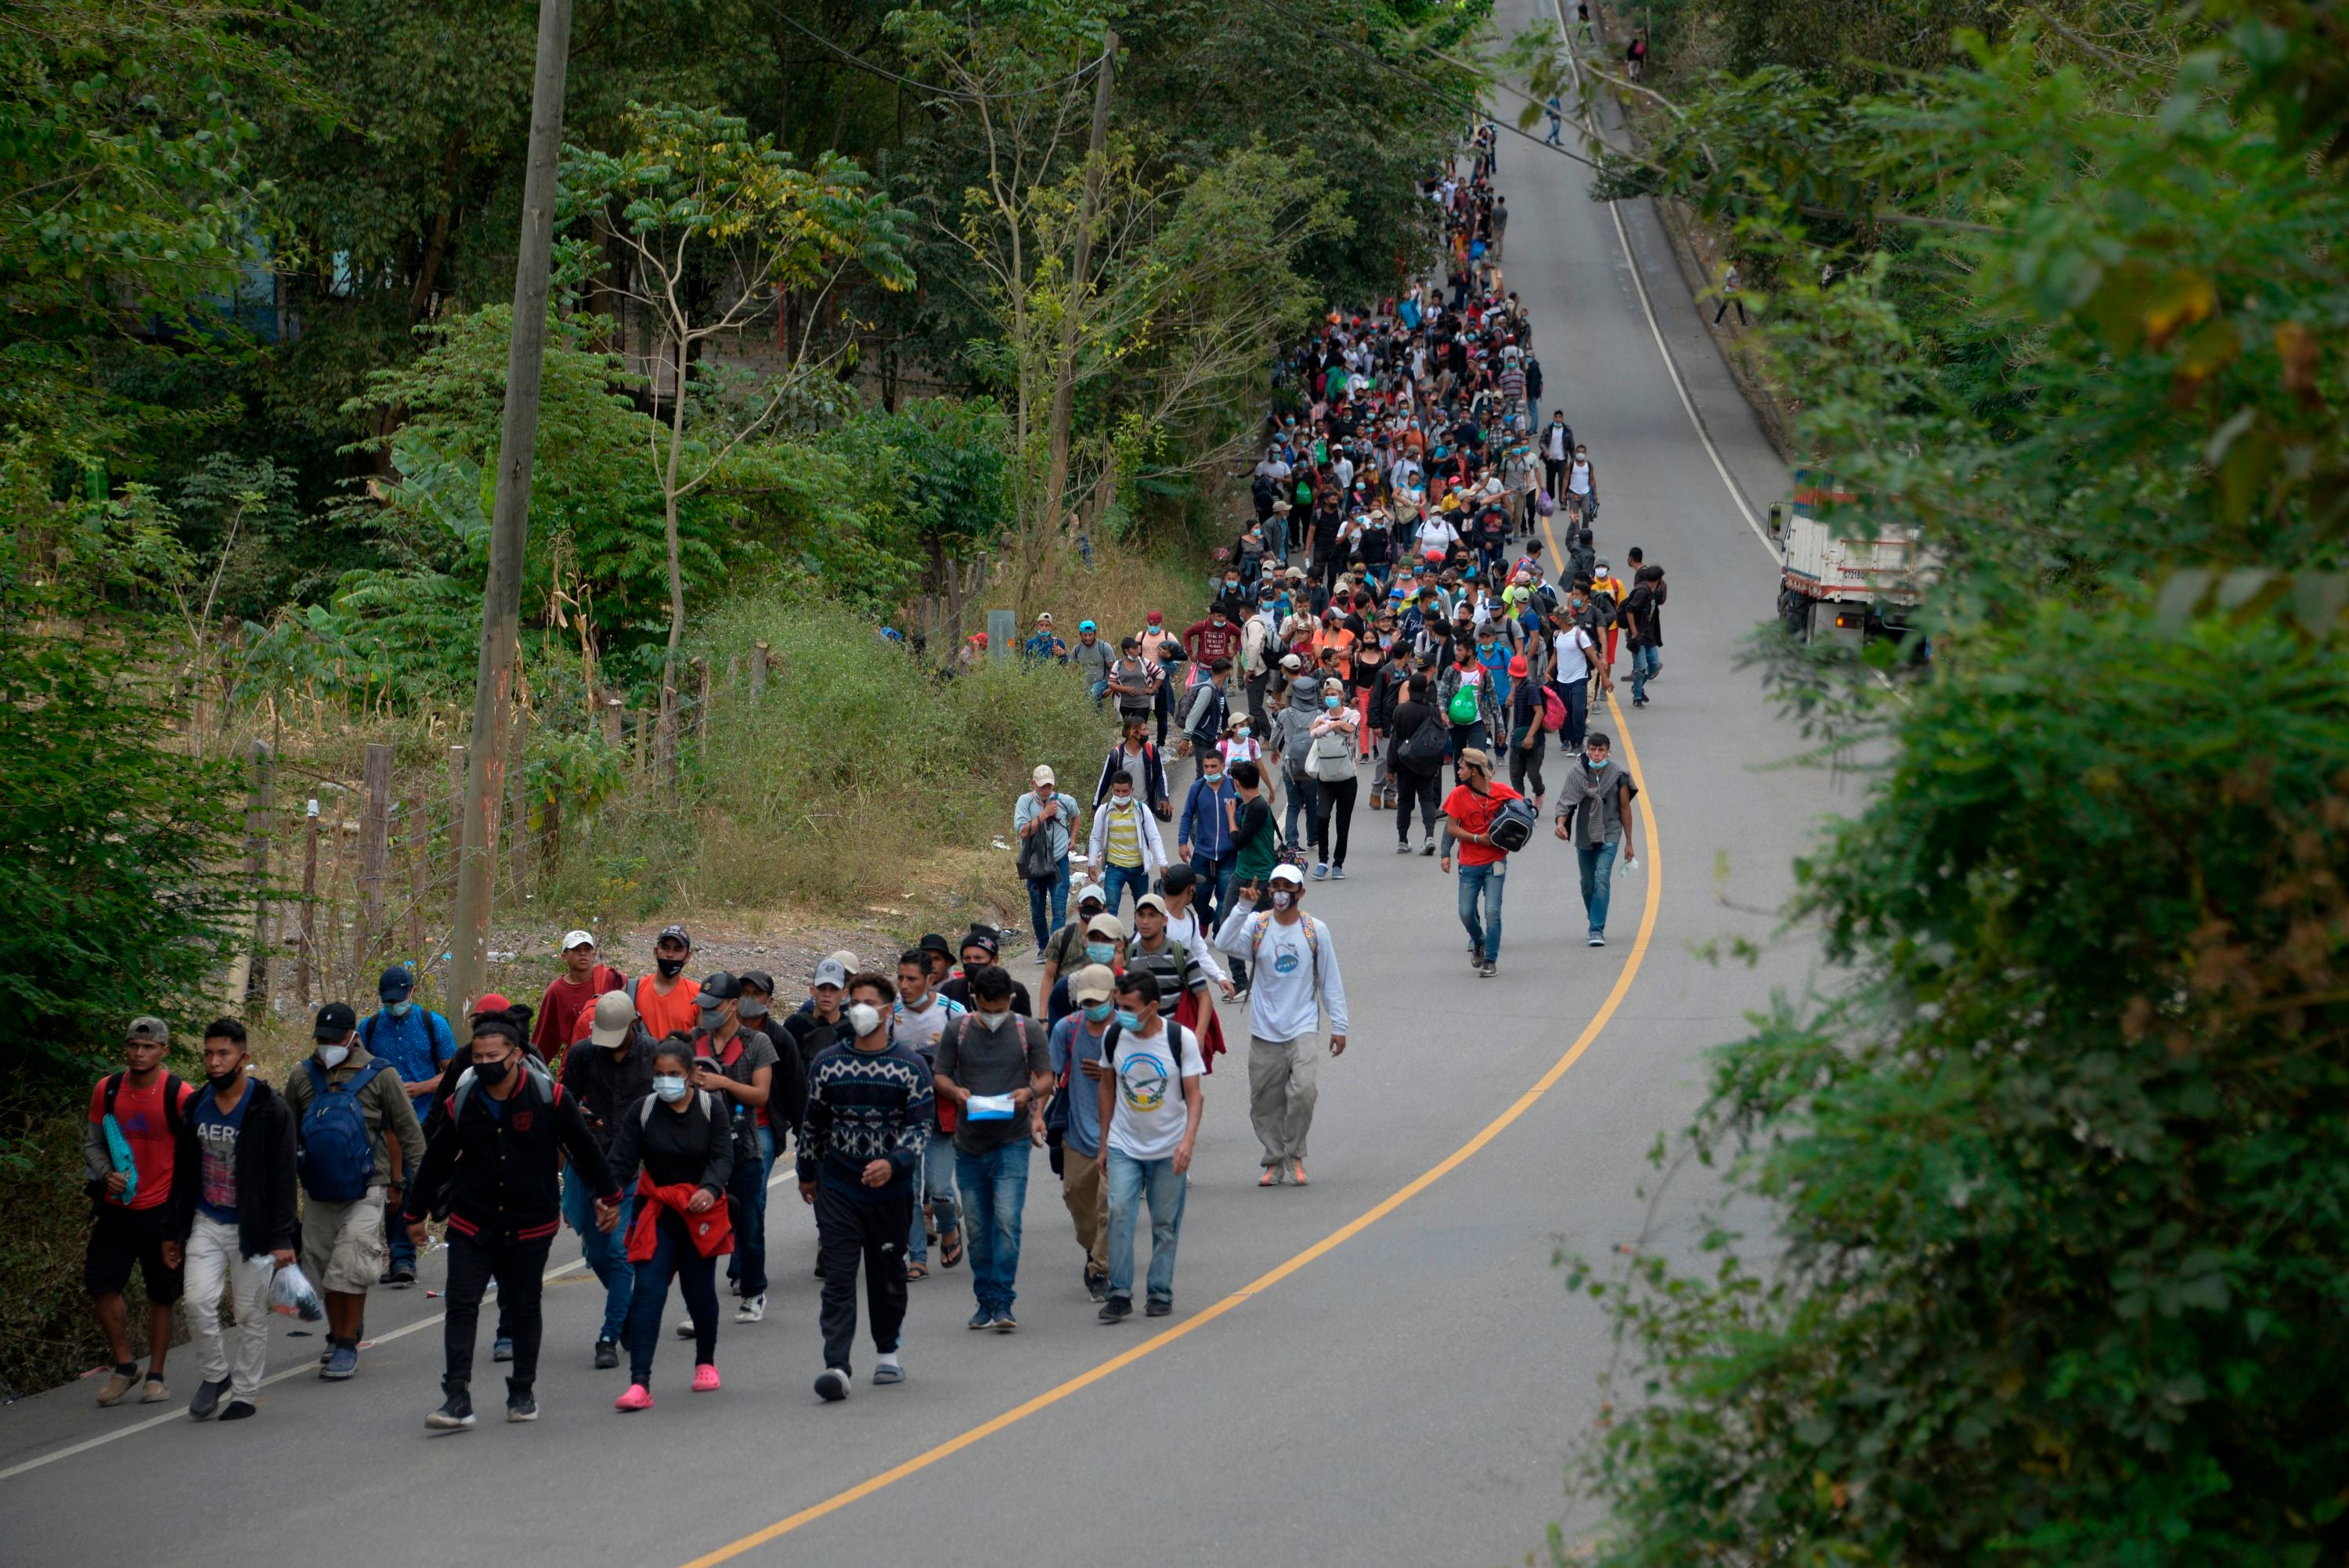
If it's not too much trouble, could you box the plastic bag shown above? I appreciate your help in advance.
[267,1260,327,1321]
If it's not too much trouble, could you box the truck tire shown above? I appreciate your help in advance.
[1780,587,1813,642]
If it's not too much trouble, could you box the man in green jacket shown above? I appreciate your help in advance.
[1226,759,1279,996]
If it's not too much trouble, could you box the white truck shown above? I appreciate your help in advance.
[1771,470,1926,647]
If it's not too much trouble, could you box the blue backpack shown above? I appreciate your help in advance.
[298,1057,390,1202]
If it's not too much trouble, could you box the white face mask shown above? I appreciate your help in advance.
[1272,890,1294,910]
[846,1002,883,1040]
[319,1044,350,1069]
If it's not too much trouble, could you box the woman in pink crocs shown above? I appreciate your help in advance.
[607,1036,734,1410]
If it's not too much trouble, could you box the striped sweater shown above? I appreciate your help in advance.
[796,1040,933,1199]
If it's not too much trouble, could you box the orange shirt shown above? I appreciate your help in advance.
[633,974,702,1044]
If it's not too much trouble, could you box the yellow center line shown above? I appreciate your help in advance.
[680,560,1664,1566]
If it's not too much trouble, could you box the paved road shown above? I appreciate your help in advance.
[0,6,1841,1562]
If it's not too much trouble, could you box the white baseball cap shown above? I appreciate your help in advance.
[1033,764,1055,787]
[561,928,596,951]
[1269,863,1306,886]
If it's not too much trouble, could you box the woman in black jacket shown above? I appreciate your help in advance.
[609,1037,735,1411]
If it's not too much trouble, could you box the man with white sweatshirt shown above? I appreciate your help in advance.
[1213,863,1349,1187]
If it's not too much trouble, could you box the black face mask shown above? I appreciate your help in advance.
[655,954,687,979]
[207,1068,242,1094]
[473,1055,513,1086]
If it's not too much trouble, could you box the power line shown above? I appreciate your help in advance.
[762,6,1107,104]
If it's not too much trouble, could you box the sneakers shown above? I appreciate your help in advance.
[675,1319,695,1339]
[386,1263,417,1287]
[1333,865,1348,880]
[188,1376,229,1422]
[1480,957,1497,979]
[1098,1296,1134,1324]
[96,1366,139,1406]
[692,1364,722,1393]
[1588,932,1605,947]
[594,1339,619,1371]
[507,1381,537,1422]
[736,1293,766,1324]
[140,1375,171,1404]
[615,1383,654,1413]
[1312,862,1329,880]
[1421,842,1436,856]
[1290,1159,1309,1187]
[814,1368,851,1403]
[991,1310,1019,1334]
[1084,1267,1109,1301]
[1146,1297,1174,1317]
[1396,841,1413,854]
[218,1401,256,1422]
[427,1388,476,1429]
[1258,1165,1283,1188]
[872,1354,904,1386]
[968,1307,994,1331]
[1470,947,1485,971]
[493,1336,514,1362]
[321,1343,359,1380]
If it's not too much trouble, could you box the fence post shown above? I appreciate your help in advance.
[749,641,770,700]
[655,684,679,784]
[631,708,648,780]
[725,654,741,692]
[355,743,392,984]
[297,802,320,1006]
[693,657,712,747]
[239,740,273,1007]
[406,794,428,962]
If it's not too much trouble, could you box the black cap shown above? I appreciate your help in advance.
[1159,863,1197,896]
[738,969,775,996]
[313,1002,359,1042]
[695,971,742,1006]
[962,925,1001,957]
[378,966,413,1002]
[656,923,691,947]
[918,932,953,958]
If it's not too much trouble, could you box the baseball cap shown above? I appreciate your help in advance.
[695,971,742,1006]
[1135,892,1170,917]
[125,1016,170,1047]
[1269,863,1306,886]
[1069,964,1117,1005]
[1281,653,1303,671]
[1073,881,1106,910]
[474,993,514,1016]
[1459,746,1492,772]
[1032,763,1055,787]
[588,991,637,1048]
[656,923,691,947]
[378,965,414,1002]
[1146,610,1164,624]
[1160,863,1197,896]
[313,1001,359,1041]
[1085,914,1128,943]
[812,957,849,989]
[561,928,596,952]
[961,927,1001,958]
[1036,611,1053,624]
[1077,620,1096,633]
[826,949,861,974]
[739,969,775,996]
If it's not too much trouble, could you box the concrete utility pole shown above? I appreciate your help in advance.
[447,0,575,1035]
[1038,31,1118,550]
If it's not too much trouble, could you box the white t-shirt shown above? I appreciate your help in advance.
[1553,624,1597,684]
[1416,517,1460,554]
[1106,1021,1204,1161]
[1568,457,1593,497]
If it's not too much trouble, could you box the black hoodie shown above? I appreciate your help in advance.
[168,1076,298,1258]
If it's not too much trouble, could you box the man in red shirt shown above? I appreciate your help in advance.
[1182,602,1243,669]
[83,1015,196,1405]
[1439,748,1523,979]
[536,928,624,1063]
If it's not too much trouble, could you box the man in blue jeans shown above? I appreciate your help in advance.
[1553,731,1640,946]
[1439,748,1525,979]
[1176,746,1239,928]
[930,964,1053,1331]
[358,966,456,1285]
[1087,771,1167,917]
[1094,969,1204,1323]
[557,990,652,1368]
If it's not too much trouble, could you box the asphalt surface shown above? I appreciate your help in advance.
[0,6,1842,1562]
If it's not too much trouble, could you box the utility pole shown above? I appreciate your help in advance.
[1037,31,1118,558]
[447,0,574,1036]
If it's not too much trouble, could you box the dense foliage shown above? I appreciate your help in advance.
[1544,2,2349,1563]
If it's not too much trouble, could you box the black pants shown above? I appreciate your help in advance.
[1714,297,1745,325]
[443,1224,554,1392]
[1245,671,1272,736]
[1312,775,1358,867]
[816,1182,912,1373]
[1395,766,1442,840]
[1543,456,1567,496]
[1509,731,1549,801]
[1152,680,1173,744]
[1313,553,1344,597]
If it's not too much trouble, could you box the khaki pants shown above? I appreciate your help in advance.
[1061,1152,1110,1278]
[1248,1033,1322,1166]
[301,1185,386,1295]
[184,1213,272,1403]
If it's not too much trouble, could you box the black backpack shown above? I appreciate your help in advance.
[1486,795,1539,853]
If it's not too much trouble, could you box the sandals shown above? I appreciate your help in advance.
[906,1260,930,1281]
[939,1226,965,1270]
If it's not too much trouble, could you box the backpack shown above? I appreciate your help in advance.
[1486,795,1539,853]
[298,1056,392,1202]
[1398,715,1451,770]
[447,1055,556,1124]
[1540,685,1568,733]
[1099,1020,1194,1095]
[637,1087,718,1126]
[1309,721,1358,783]
[1251,473,1279,514]
[1243,914,1322,986]
[360,1007,455,1075]
[1446,672,1482,724]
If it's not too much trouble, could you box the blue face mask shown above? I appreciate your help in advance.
[1586,755,1607,770]
[1323,695,1341,710]
[1113,1009,1142,1033]
[653,1075,690,1103]
[1083,1000,1114,1023]
[1086,941,1116,964]
[385,1000,413,1018]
